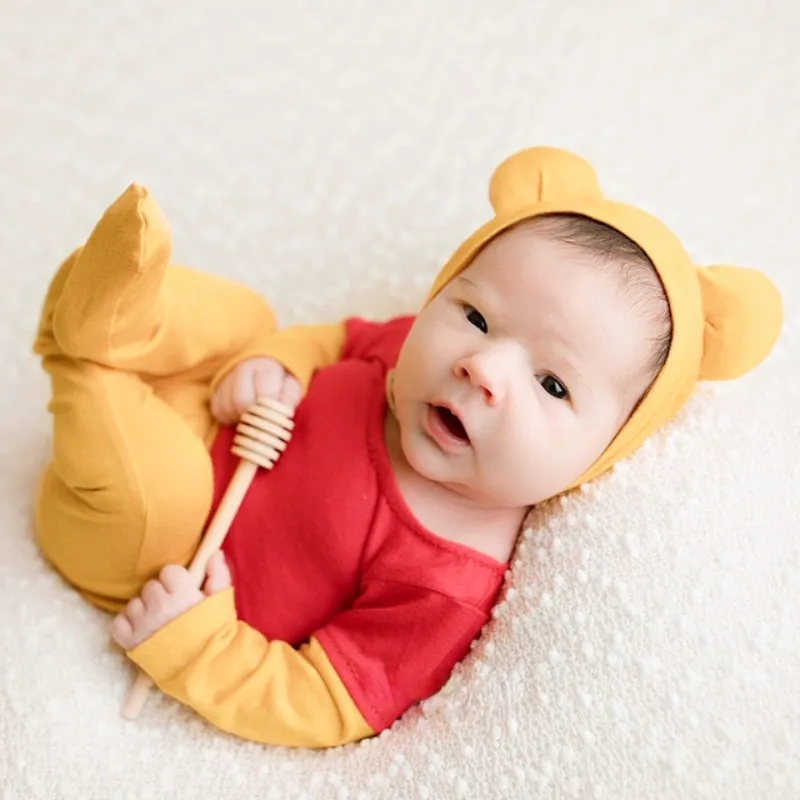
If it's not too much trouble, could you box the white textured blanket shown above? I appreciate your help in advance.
[2,2,798,798]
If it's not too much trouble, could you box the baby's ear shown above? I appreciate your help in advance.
[488,147,603,214]
[696,265,783,380]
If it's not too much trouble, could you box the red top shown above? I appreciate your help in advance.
[209,316,507,732]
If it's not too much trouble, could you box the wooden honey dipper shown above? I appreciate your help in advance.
[120,396,295,720]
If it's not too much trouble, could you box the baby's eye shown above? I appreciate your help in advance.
[465,305,488,334]
[537,374,569,400]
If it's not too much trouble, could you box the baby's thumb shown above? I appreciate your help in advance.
[203,551,232,595]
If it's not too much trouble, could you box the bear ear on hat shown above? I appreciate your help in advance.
[488,147,604,214]
[697,265,783,381]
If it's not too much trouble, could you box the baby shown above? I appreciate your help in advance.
[32,147,782,748]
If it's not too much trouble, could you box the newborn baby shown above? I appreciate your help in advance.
[32,147,781,747]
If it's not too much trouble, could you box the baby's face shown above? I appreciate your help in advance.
[391,224,657,509]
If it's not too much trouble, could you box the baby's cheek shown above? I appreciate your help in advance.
[502,423,575,501]
[488,433,542,499]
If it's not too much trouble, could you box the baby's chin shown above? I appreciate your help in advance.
[399,430,474,494]
[400,435,544,509]
[455,473,572,512]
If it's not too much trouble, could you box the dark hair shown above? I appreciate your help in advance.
[524,213,672,384]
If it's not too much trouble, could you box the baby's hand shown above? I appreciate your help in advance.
[111,552,231,650]
[211,357,303,426]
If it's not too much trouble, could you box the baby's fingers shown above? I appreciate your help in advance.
[124,596,145,624]
[111,613,135,649]
[278,374,303,410]
[140,578,167,609]
[158,564,195,594]
[210,376,237,426]
[252,359,284,405]
[203,551,232,595]
[158,565,204,613]
[231,366,260,416]
[111,596,146,650]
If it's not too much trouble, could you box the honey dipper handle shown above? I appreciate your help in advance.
[186,460,258,582]
[121,459,259,720]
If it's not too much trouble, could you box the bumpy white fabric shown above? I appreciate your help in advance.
[1,1,798,797]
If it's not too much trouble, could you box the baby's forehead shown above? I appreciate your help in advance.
[465,223,665,318]
[462,228,622,300]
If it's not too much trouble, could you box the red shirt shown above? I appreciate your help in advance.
[208,316,507,732]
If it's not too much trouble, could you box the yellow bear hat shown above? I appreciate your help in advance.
[426,147,783,487]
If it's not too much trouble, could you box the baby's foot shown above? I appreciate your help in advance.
[52,184,172,367]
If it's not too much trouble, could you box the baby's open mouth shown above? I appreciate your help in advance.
[433,405,470,443]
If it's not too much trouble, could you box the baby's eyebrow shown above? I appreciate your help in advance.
[556,354,590,394]
[544,336,596,396]
[455,276,478,291]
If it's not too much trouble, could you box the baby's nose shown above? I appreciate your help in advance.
[454,347,515,405]
[455,360,498,403]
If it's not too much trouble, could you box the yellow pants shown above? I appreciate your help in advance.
[32,185,277,612]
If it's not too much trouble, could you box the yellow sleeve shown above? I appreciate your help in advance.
[126,588,374,748]
[209,321,347,395]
